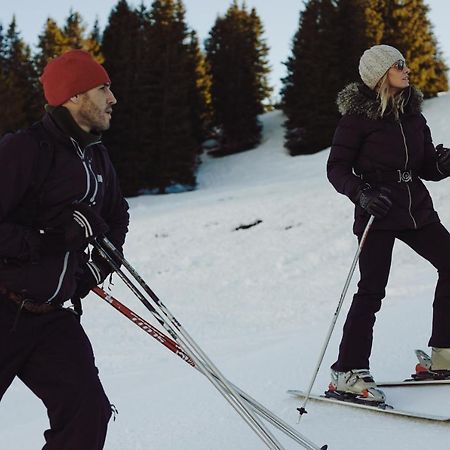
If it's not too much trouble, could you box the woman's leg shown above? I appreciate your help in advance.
[332,230,395,371]
[398,222,450,348]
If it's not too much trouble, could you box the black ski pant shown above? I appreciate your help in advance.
[332,221,450,372]
[0,295,111,450]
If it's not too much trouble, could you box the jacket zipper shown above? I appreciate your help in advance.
[71,138,101,204]
[44,138,101,303]
[399,121,417,229]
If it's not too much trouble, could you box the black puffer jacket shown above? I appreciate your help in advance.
[327,82,446,235]
[0,109,129,303]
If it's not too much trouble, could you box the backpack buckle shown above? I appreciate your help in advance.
[397,170,412,183]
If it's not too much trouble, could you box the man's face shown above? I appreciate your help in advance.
[77,84,117,133]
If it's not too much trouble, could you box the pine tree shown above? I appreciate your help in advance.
[63,10,85,50]
[0,17,41,134]
[0,23,8,133]
[35,18,66,74]
[102,0,144,196]
[365,0,448,97]
[365,0,385,46]
[249,8,272,112]
[281,0,341,155]
[141,0,200,193]
[205,1,272,155]
[186,30,213,144]
[0,23,6,69]
[35,12,103,76]
[85,18,104,62]
[103,0,205,195]
[336,0,370,86]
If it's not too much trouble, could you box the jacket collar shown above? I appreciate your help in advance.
[42,105,102,150]
[336,82,423,120]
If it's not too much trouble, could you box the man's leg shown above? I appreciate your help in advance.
[18,309,112,450]
[0,295,35,401]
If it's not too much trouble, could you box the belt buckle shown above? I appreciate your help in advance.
[397,170,412,183]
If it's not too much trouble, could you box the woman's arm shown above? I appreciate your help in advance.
[418,118,447,181]
[327,115,366,202]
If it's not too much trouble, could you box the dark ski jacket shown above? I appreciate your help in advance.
[327,82,446,235]
[0,108,129,303]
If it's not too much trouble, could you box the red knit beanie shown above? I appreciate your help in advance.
[39,49,111,106]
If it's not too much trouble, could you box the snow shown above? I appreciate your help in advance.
[2,98,450,449]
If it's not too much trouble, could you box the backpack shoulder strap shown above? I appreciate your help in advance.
[11,122,56,227]
[28,122,55,195]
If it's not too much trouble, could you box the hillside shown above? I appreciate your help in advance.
[2,96,450,449]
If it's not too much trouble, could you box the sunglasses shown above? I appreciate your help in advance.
[393,60,406,71]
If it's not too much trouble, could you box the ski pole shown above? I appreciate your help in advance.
[92,287,327,450]
[92,287,195,366]
[94,239,285,450]
[297,215,375,420]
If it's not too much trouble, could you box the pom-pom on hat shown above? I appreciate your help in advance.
[39,50,111,106]
[359,44,404,90]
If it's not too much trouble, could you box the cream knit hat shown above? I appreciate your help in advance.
[359,44,405,89]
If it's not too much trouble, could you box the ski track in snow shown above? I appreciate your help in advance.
[2,99,450,449]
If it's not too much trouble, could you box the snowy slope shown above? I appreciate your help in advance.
[2,97,450,449]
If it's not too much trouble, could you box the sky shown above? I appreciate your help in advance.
[2,0,450,97]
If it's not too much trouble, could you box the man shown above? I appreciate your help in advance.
[0,50,129,449]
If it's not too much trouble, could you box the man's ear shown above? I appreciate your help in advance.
[69,94,80,104]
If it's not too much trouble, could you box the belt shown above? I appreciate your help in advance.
[0,286,59,314]
[359,169,416,183]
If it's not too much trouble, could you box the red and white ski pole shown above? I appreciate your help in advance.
[94,238,286,450]
[92,286,327,450]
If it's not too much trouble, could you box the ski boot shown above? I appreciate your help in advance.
[327,369,386,404]
[413,348,450,380]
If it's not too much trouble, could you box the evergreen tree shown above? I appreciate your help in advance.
[0,23,5,74]
[102,0,144,196]
[35,12,103,77]
[205,1,272,155]
[0,23,8,133]
[365,0,448,97]
[63,10,85,50]
[281,0,341,155]
[35,18,66,74]
[141,0,200,193]
[249,7,272,111]
[85,18,104,62]
[103,0,205,195]
[0,23,5,68]
[186,30,213,144]
[365,0,385,45]
[336,0,370,86]
[0,17,41,134]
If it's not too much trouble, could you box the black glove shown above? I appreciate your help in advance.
[357,184,392,219]
[436,144,450,175]
[74,260,110,299]
[40,203,109,256]
[66,203,109,249]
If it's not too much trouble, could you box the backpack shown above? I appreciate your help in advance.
[4,122,55,227]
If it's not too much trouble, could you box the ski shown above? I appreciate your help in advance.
[287,389,450,422]
[378,378,450,387]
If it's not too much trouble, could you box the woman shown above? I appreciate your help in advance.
[327,44,450,403]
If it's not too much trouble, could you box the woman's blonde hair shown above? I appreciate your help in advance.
[375,72,407,119]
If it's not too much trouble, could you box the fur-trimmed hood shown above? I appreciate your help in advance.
[336,82,423,120]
